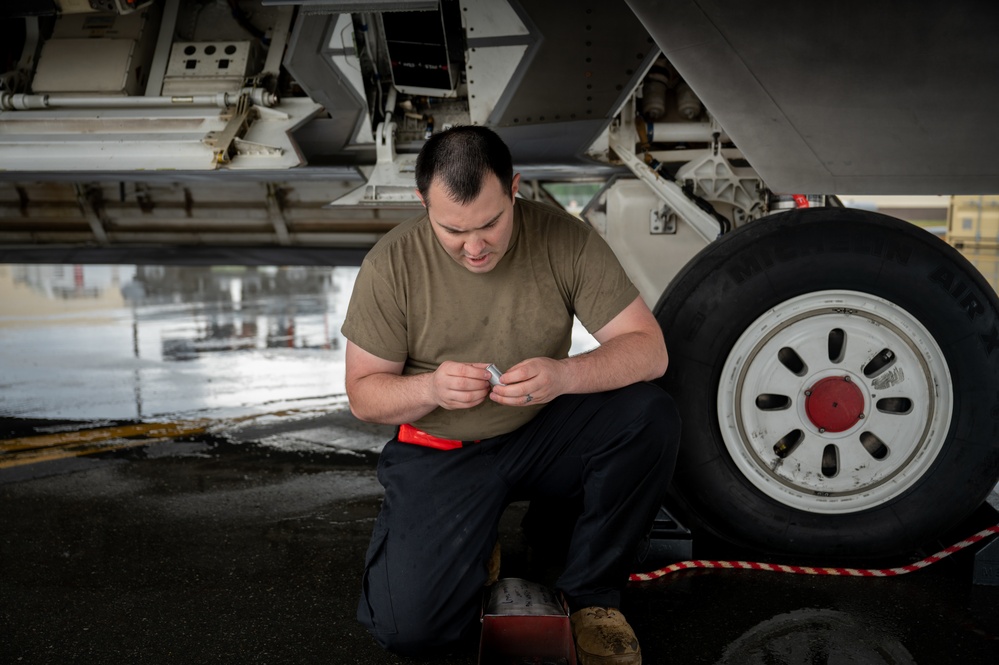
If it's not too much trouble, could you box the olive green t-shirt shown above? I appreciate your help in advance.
[341,198,639,440]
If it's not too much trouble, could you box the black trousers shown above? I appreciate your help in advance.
[356,382,680,654]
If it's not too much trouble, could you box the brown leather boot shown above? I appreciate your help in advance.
[570,607,642,664]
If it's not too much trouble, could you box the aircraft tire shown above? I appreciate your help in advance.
[654,207,999,558]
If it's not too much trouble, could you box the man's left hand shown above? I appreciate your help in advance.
[488,357,566,407]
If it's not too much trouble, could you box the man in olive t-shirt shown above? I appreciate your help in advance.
[342,126,680,665]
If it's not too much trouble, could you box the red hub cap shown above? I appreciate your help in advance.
[805,376,865,432]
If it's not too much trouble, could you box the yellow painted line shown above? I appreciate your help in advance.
[0,422,209,452]
[0,438,155,469]
[0,421,209,469]
[0,400,349,470]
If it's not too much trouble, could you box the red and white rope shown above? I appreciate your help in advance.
[629,523,999,582]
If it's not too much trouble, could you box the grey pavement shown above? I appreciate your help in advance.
[3,410,999,664]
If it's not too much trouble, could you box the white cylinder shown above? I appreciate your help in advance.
[650,122,727,143]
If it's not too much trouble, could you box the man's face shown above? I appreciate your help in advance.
[419,172,520,273]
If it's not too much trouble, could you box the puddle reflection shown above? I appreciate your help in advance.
[0,264,357,421]
[131,265,352,360]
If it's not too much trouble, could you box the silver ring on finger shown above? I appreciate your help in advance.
[524,394,533,404]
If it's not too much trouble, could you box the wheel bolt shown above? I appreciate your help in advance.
[818,427,826,433]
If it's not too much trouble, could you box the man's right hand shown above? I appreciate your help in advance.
[431,361,493,410]
[345,341,494,424]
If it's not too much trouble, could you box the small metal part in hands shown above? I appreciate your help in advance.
[486,364,505,386]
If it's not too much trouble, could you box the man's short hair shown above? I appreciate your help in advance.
[415,125,514,206]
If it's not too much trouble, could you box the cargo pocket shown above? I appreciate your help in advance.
[356,518,398,637]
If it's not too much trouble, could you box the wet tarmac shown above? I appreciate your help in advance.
[3,412,999,665]
[3,261,999,663]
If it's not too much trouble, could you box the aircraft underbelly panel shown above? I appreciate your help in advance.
[627,0,999,194]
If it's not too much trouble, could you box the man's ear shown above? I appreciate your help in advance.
[510,173,521,200]
[415,189,427,208]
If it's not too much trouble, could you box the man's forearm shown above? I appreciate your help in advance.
[561,330,668,395]
[346,371,437,425]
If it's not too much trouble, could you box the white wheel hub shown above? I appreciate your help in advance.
[717,291,953,514]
